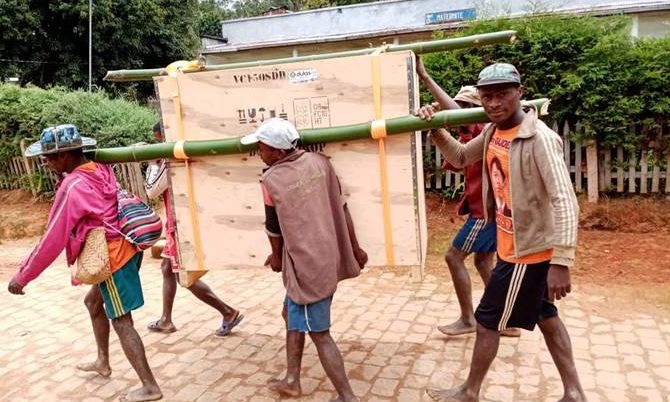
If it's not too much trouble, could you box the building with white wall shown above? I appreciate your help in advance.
[202,0,670,64]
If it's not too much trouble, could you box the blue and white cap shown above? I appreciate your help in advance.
[240,118,300,150]
[25,124,96,157]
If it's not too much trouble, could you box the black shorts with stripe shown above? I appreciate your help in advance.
[474,259,558,331]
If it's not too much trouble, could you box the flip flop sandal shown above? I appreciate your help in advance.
[146,320,177,334]
[215,313,244,337]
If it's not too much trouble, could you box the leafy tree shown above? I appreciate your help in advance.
[0,0,381,96]
[302,0,378,8]
[228,0,281,17]
[0,84,158,162]
[197,0,234,37]
[301,0,331,9]
[420,15,670,150]
[227,0,379,16]
[0,0,202,98]
[332,0,378,5]
[0,1,41,81]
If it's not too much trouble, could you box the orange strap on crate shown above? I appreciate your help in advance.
[371,52,395,266]
[172,74,205,272]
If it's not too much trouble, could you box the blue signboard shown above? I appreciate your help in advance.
[425,8,477,25]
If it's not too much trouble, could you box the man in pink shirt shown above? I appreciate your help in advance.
[8,125,162,402]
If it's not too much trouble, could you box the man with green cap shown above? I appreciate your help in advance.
[416,56,520,338]
[8,124,162,402]
[426,64,586,402]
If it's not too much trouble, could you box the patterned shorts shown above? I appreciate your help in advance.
[452,216,496,254]
[99,253,144,319]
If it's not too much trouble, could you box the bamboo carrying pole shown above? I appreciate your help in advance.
[88,99,549,163]
[103,30,517,82]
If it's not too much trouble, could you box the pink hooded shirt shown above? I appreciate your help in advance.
[13,163,123,287]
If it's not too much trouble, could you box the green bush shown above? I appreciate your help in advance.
[421,15,670,151]
[0,84,158,160]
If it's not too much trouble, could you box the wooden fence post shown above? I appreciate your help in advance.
[640,150,648,194]
[616,146,624,193]
[423,132,431,189]
[651,160,661,194]
[628,152,637,193]
[586,140,599,203]
[602,147,611,191]
[575,141,583,193]
[19,139,37,197]
[132,162,148,204]
[435,150,442,190]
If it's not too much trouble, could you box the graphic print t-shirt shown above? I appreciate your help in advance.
[486,127,553,264]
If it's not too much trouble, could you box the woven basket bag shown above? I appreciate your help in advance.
[75,227,112,285]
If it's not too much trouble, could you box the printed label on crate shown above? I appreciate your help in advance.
[235,104,289,125]
[293,97,331,129]
[232,96,330,129]
[232,70,286,84]
[289,68,319,84]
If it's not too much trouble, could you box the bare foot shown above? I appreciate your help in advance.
[437,319,476,336]
[500,327,522,337]
[330,396,359,402]
[268,378,301,397]
[557,392,588,402]
[119,386,163,402]
[76,361,111,377]
[426,387,477,402]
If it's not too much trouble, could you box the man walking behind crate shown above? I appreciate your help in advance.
[144,122,244,337]
[242,118,368,402]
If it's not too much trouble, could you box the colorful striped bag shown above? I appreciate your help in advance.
[113,189,163,250]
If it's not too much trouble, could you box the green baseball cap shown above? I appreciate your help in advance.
[476,63,521,87]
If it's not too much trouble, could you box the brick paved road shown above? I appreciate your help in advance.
[1,251,669,402]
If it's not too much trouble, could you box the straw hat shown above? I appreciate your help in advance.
[453,85,481,106]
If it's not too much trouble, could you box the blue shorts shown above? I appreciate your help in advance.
[284,295,332,333]
[452,217,496,254]
[99,253,144,319]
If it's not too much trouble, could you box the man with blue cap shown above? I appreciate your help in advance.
[8,124,162,402]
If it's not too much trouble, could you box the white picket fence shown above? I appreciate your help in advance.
[2,130,668,202]
[424,123,669,201]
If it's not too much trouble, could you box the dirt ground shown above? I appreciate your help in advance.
[425,192,670,315]
[0,190,50,240]
[1,189,669,313]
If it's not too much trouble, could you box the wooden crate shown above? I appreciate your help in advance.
[155,51,427,285]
